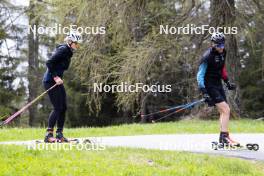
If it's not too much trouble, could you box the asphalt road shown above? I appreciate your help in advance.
[94,134,264,161]
[1,134,264,161]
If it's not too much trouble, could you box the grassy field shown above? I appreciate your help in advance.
[0,119,264,176]
[0,145,264,176]
[0,119,263,141]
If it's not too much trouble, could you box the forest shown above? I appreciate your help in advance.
[0,0,263,127]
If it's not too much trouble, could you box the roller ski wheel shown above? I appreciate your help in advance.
[58,138,80,144]
[246,143,259,151]
[211,141,259,151]
[83,139,92,144]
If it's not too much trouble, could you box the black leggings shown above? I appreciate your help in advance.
[43,81,67,132]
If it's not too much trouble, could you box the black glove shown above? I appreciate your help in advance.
[200,88,212,103]
[225,80,236,90]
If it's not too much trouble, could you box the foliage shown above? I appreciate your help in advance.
[237,0,264,117]
[1,0,264,126]
[0,2,25,120]
[51,0,210,122]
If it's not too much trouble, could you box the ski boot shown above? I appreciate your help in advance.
[56,131,69,143]
[219,132,240,149]
[44,131,57,143]
[212,132,259,151]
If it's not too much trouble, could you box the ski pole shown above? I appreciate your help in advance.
[0,83,57,127]
[141,104,188,118]
[152,99,205,123]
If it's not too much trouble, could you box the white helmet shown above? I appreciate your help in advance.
[211,32,225,44]
[65,31,82,43]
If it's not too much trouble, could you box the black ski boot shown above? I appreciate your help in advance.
[219,132,240,148]
[56,131,69,143]
[44,131,56,143]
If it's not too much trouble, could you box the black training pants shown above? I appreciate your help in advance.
[43,81,67,132]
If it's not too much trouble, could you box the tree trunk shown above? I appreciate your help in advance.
[28,0,39,126]
[211,0,240,117]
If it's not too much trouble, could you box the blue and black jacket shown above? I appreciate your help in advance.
[43,44,73,82]
[197,47,228,90]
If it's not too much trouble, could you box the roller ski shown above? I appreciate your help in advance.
[212,141,259,151]
[36,138,91,144]
[37,131,80,144]
[211,132,259,151]
[37,138,80,144]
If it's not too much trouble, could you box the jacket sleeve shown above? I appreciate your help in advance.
[46,46,66,78]
[221,64,228,82]
[196,50,209,89]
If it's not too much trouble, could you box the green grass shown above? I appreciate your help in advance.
[1,119,264,175]
[0,145,263,176]
[0,119,263,141]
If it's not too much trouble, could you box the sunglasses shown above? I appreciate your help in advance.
[215,43,225,49]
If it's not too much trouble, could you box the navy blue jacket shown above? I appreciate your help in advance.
[197,47,228,89]
[43,44,73,82]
